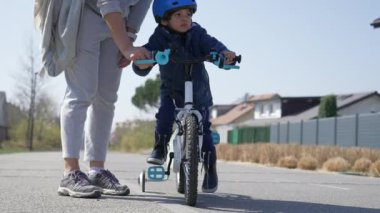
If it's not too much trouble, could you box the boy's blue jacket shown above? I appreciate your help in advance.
[133,22,228,108]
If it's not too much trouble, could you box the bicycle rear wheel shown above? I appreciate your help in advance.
[182,114,199,206]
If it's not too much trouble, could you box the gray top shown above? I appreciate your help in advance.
[86,0,152,32]
[35,0,151,77]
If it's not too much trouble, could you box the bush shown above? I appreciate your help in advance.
[277,156,298,169]
[259,144,280,165]
[322,157,350,172]
[352,157,372,173]
[298,155,318,170]
[8,120,28,145]
[217,144,241,161]
[216,143,380,177]
[0,140,27,153]
[369,160,380,177]
[33,120,61,150]
[110,120,155,152]
[318,95,337,118]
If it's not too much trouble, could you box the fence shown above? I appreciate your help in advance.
[270,112,380,148]
[227,127,270,144]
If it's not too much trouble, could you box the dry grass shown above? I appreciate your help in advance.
[322,157,350,172]
[370,160,380,177]
[352,158,372,173]
[277,156,298,169]
[297,155,319,170]
[216,143,380,177]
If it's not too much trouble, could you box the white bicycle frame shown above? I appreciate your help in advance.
[168,81,204,173]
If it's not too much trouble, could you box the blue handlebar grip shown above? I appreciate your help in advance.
[155,49,170,65]
[210,51,218,61]
[135,59,156,65]
[134,49,171,65]
[210,52,240,70]
[223,65,240,69]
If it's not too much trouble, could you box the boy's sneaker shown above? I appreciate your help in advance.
[88,170,130,196]
[147,133,169,165]
[147,145,167,165]
[202,151,218,193]
[58,170,101,198]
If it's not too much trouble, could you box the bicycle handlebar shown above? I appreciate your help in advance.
[135,49,241,70]
[134,49,171,66]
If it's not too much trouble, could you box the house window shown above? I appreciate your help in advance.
[260,104,264,114]
[269,104,273,114]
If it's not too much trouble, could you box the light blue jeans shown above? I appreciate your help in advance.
[60,6,121,162]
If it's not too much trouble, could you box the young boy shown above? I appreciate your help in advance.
[133,0,236,193]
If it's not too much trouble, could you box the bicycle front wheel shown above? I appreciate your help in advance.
[182,114,199,206]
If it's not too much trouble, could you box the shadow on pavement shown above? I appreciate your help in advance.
[197,193,380,213]
[101,192,380,213]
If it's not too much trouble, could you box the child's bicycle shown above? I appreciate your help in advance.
[136,48,241,206]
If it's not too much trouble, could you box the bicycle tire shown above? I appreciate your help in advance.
[183,114,199,206]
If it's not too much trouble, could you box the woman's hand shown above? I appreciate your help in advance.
[123,46,151,61]
[124,47,154,69]
[118,52,131,68]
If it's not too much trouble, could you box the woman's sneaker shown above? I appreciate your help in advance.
[58,170,102,198]
[88,170,130,196]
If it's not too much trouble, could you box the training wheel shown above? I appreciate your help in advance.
[138,170,146,192]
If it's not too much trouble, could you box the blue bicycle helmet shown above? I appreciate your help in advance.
[153,0,197,23]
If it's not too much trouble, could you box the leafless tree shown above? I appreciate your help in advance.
[14,38,45,151]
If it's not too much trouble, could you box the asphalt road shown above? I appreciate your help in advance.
[1,151,380,213]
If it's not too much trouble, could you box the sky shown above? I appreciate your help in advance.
[0,0,380,124]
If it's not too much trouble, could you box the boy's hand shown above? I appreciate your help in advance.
[136,63,154,70]
[222,50,236,64]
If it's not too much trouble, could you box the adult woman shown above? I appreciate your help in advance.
[48,0,152,198]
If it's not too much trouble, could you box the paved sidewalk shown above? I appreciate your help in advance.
[0,152,170,213]
[1,151,380,213]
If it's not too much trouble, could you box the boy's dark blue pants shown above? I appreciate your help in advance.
[155,94,215,152]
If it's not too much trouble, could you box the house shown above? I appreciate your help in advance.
[240,91,380,127]
[283,91,380,120]
[212,93,320,143]
[212,91,380,143]
[211,93,279,127]
[211,102,254,143]
[209,104,236,120]
[209,93,252,120]
[0,92,8,142]
[251,93,320,120]
[250,93,281,119]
